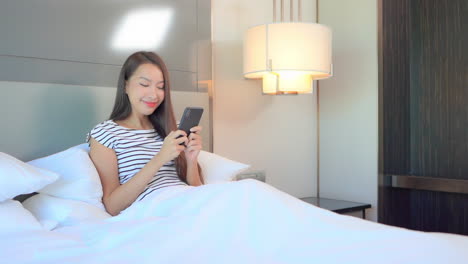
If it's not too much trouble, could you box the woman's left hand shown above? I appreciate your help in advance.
[184,126,202,162]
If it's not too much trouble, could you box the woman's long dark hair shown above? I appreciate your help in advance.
[109,51,200,184]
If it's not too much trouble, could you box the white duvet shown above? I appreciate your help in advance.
[2,180,468,264]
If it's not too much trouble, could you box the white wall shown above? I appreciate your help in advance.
[319,0,378,221]
[212,0,378,222]
[212,0,319,198]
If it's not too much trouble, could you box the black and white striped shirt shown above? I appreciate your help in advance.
[87,120,187,201]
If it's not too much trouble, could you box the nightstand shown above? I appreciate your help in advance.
[300,197,371,219]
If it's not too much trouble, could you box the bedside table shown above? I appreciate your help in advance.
[300,197,371,219]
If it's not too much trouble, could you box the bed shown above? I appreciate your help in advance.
[1,142,468,264]
[0,83,467,263]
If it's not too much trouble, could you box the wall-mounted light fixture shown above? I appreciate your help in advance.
[243,0,332,95]
[112,8,173,51]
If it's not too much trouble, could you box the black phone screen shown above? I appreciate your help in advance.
[178,107,204,136]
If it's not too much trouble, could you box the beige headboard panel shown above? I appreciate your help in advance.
[0,81,211,161]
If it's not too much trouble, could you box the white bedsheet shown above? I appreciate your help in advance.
[2,179,468,264]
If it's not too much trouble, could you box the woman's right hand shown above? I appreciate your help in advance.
[156,130,188,164]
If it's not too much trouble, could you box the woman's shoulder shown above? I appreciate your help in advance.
[89,120,125,138]
[87,120,121,147]
[90,120,118,132]
[93,119,116,129]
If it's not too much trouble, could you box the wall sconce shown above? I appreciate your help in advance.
[243,0,332,95]
[112,8,173,51]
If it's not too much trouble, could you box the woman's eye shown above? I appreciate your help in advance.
[140,83,149,87]
[157,86,164,90]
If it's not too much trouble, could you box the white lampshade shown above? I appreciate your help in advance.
[243,22,332,95]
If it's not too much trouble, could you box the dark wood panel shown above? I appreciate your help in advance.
[379,0,468,235]
[379,186,411,228]
[381,187,468,235]
[409,0,468,179]
[381,0,411,175]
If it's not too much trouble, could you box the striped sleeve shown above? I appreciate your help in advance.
[87,121,117,149]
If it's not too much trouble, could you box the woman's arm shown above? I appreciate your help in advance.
[184,126,204,186]
[186,160,203,186]
[89,130,188,216]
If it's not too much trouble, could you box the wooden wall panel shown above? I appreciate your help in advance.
[381,0,411,175]
[381,188,468,234]
[379,0,468,235]
[409,0,468,179]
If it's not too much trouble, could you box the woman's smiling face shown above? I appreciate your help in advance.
[125,63,165,117]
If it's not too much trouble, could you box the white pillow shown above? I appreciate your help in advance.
[68,144,249,185]
[0,200,43,234]
[0,152,59,202]
[72,143,90,152]
[198,151,250,184]
[23,193,111,229]
[27,147,104,209]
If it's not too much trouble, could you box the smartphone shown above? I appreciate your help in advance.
[178,107,204,137]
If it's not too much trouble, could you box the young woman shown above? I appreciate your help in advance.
[87,51,203,216]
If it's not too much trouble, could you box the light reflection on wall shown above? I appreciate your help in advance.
[112,8,173,51]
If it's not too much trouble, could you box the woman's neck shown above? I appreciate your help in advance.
[117,115,153,130]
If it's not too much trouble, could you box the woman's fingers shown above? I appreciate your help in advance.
[183,128,202,160]
[176,136,188,146]
[188,132,201,141]
[167,130,187,145]
[185,143,202,155]
[189,126,202,134]
[160,131,189,162]
[186,138,201,147]
[165,129,203,157]
[176,144,186,152]
[186,135,202,149]
[170,130,187,139]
